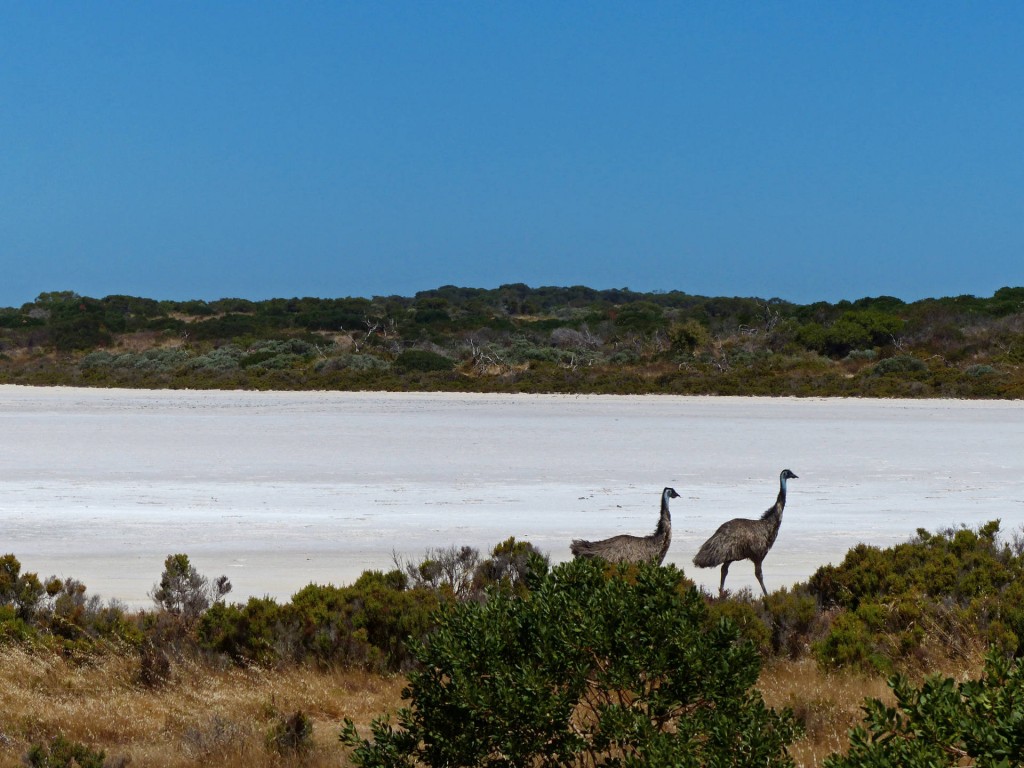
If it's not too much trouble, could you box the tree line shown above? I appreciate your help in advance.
[1,284,1023,396]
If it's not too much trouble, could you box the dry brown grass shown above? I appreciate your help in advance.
[0,644,991,768]
[0,646,404,767]
[758,658,895,768]
[759,651,988,767]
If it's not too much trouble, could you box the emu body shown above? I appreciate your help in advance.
[693,469,798,596]
[570,487,680,565]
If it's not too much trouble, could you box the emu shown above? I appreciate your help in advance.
[693,469,798,596]
[570,487,680,565]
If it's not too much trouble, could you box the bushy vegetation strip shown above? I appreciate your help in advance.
[2,285,1023,396]
[4,523,1024,765]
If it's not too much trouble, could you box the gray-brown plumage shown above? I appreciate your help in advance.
[693,469,798,596]
[570,487,680,565]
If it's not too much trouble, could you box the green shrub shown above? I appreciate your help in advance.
[152,554,231,625]
[669,318,711,354]
[394,349,455,373]
[342,559,799,767]
[871,355,928,376]
[198,597,282,666]
[813,609,892,675]
[809,522,1024,669]
[314,352,391,374]
[198,573,439,671]
[764,585,822,658]
[965,363,997,377]
[183,346,242,372]
[825,650,1024,767]
[707,596,773,657]
[23,735,109,768]
[809,522,1015,611]
[0,553,45,621]
[472,537,549,597]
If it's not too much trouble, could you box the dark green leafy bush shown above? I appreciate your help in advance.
[315,353,391,373]
[394,349,455,373]
[871,354,928,376]
[825,650,1024,767]
[342,559,799,767]
[23,736,110,768]
[809,522,1024,670]
[198,571,439,671]
[0,553,44,620]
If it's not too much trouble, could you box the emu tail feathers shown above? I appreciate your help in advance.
[692,539,724,568]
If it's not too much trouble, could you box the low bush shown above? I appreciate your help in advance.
[198,571,439,671]
[342,559,799,767]
[825,649,1024,767]
[870,355,928,376]
[23,736,110,768]
[394,349,455,373]
[809,521,1024,671]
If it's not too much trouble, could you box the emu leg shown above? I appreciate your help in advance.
[718,562,730,595]
[754,559,768,597]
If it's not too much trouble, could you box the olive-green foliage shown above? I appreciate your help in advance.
[809,522,1024,672]
[706,596,773,657]
[797,310,903,358]
[198,570,439,671]
[825,650,1024,767]
[35,292,115,351]
[764,586,822,658]
[400,538,549,601]
[238,339,315,369]
[315,353,391,373]
[810,522,1014,610]
[4,285,1024,397]
[614,301,667,334]
[394,349,455,373]
[0,552,45,621]
[1,554,142,652]
[472,537,549,598]
[871,354,928,376]
[668,318,710,354]
[152,553,231,625]
[23,735,109,768]
[341,559,799,767]
[401,545,481,598]
[702,585,825,662]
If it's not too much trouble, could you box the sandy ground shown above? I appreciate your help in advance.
[1,385,1022,607]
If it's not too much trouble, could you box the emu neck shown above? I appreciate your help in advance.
[775,478,788,514]
[655,494,672,538]
[761,478,787,537]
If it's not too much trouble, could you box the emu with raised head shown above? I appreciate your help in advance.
[570,487,680,565]
[693,469,798,596]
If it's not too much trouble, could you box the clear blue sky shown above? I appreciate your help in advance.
[2,2,1022,308]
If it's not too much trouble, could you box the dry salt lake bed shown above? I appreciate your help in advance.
[1,385,1022,607]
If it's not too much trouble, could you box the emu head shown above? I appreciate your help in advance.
[663,487,680,499]
[780,469,798,481]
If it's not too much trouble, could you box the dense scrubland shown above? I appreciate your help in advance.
[2,284,1024,396]
[3,524,1024,766]
[4,284,1024,765]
